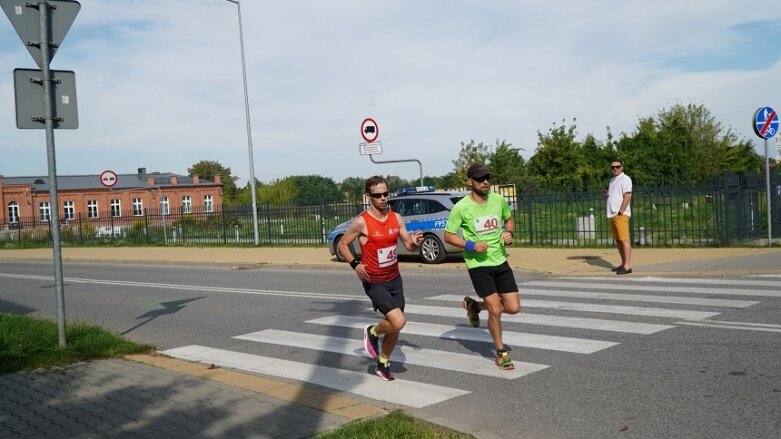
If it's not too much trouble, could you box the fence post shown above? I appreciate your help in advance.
[221,207,227,244]
[264,203,272,245]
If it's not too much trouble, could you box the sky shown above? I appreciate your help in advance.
[2,0,781,186]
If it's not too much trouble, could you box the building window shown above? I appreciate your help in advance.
[63,200,75,220]
[204,195,213,213]
[182,196,192,214]
[110,199,121,218]
[39,201,51,222]
[88,200,99,219]
[132,198,143,216]
[160,197,169,215]
[7,202,19,223]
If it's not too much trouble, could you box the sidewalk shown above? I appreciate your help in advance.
[1,246,780,438]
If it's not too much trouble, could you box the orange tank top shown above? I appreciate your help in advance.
[360,210,400,283]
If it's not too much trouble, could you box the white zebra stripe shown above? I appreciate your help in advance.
[161,344,469,408]
[234,329,549,379]
[306,315,619,354]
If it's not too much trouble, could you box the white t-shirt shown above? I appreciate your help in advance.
[606,173,632,218]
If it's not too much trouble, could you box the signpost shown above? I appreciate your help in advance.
[2,0,82,347]
[100,170,118,188]
[753,106,778,247]
[358,117,424,187]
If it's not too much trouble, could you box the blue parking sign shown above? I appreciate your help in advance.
[753,106,778,139]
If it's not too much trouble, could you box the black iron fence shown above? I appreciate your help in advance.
[2,171,778,248]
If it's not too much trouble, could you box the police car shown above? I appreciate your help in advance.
[327,187,468,264]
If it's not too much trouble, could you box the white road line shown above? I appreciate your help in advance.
[403,304,672,334]
[0,273,363,301]
[429,295,720,319]
[678,319,781,329]
[234,329,548,379]
[673,321,781,333]
[161,345,469,408]
[559,276,781,287]
[306,315,619,354]
[517,288,758,308]
[521,280,781,298]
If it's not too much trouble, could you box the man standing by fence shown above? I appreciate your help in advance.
[604,160,633,274]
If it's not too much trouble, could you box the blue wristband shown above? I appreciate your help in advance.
[465,241,476,252]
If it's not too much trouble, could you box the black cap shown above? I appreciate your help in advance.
[467,163,491,179]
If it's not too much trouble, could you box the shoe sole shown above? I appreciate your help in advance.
[376,370,396,381]
[616,269,633,275]
[462,298,480,328]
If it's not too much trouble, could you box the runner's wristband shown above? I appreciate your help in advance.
[465,241,476,252]
[349,259,360,270]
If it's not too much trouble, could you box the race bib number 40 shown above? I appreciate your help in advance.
[377,245,398,267]
[474,214,500,235]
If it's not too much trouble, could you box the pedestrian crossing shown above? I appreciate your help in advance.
[162,276,780,409]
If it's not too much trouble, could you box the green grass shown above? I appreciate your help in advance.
[1,313,472,437]
[317,410,475,439]
[0,312,155,374]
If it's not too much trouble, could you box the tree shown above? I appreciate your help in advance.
[339,177,365,203]
[287,175,342,205]
[451,140,491,184]
[188,160,239,202]
[618,103,762,185]
[527,120,596,190]
[487,139,526,187]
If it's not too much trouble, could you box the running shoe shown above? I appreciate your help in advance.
[496,350,515,370]
[376,360,396,381]
[462,296,480,327]
[363,325,379,359]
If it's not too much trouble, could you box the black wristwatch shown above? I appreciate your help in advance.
[349,259,361,270]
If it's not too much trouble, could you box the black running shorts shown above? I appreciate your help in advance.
[362,275,405,315]
[467,261,518,298]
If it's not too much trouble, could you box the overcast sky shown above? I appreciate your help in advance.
[2,0,780,185]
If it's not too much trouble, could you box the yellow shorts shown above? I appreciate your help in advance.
[609,214,630,241]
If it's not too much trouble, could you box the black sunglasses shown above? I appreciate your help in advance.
[472,175,491,183]
[368,191,389,199]
[611,165,622,169]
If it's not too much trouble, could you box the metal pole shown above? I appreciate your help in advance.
[38,1,67,347]
[226,0,259,245]
[369,155,424,187]
[765,138,772,246]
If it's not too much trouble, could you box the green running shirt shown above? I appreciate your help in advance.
[445,192,511,269]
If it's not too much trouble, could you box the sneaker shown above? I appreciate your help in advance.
[610,265,624,272]
[496,350,515,370]
[616,267,633,275]
[376,360,396,381]
[363,325,379,359]
[462,296,480,327]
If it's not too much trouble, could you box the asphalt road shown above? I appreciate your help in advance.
[1,261,779,439]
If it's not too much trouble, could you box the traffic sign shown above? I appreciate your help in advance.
[1,0,81,69]
[14,68,78,129]
[100,170,118,188]
[359,141,383,155]
[361,117,379,142]
[753,106,778,139]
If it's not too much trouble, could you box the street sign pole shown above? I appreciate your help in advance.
[765,138,772,245]
[38,1,67,347]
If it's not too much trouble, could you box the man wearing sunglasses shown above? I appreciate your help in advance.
[338,175,424,381]
[444,163,520,370]
[603,160,633,275]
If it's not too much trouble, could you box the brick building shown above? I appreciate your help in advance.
[0,168,222,227]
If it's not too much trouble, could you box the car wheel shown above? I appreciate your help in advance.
[419,234,447,264]
[333,235,347,262]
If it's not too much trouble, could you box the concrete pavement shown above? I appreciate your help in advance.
[1,245,779,438]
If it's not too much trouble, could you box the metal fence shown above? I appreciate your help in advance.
[2,171,778,248]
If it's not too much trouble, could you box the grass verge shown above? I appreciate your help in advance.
[0,313,473,438]
[317,410,474,439]
[0,312,155,374]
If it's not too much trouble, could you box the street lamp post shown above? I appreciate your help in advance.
[225,0,259,245]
